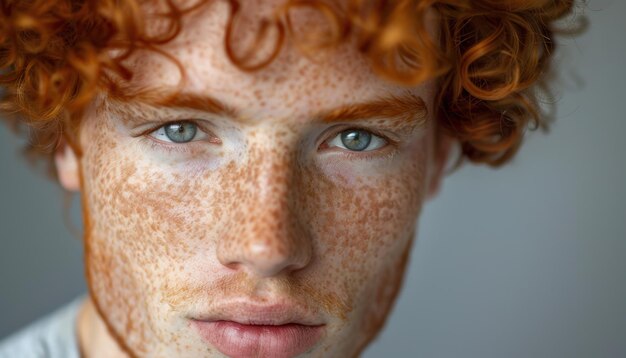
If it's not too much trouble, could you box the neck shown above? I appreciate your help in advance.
[77,296,130,358]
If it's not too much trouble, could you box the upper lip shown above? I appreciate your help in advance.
[189,300,325,326]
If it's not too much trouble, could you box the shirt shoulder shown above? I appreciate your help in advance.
[0,297,83,358]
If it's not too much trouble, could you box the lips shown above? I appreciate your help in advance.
[190,302,325,358]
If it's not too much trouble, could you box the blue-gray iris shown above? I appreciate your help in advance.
[341,129,371,151]
[165,122,197,143]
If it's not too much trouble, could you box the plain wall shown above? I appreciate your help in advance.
[1,1,625,356]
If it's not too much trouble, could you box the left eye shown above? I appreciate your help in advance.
[149,121,208,143]
[327,128,387,152]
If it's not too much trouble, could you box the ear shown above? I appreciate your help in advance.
[54,140,81,191]
[426,131,453,200]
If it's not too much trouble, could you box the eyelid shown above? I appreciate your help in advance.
[136,119,222,145]
[318,125,395,152]
[328,130,386,152]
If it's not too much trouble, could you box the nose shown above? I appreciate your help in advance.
[217,145,313,278]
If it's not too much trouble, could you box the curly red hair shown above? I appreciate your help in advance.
[0,0,581,177]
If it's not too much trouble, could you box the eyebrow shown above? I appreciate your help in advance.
[316,92,428,125]
[125,90,238,118]
[121,89,427,125]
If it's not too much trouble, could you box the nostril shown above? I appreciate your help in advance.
[222,261,242,271]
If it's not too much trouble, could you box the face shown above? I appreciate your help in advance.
[58,1,446,357]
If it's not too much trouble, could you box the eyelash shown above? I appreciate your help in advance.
[141,121,397,159]
[320,126,398,160]
[137,120,213,154]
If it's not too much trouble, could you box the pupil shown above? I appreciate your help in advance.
[341,129,371,151]
[165,122,197,143]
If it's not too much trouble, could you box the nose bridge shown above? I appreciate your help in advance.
[217,135,312,277]
[251,147,294,242]
[257,146,291,213]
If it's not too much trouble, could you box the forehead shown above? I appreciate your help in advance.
[124,0,435,120]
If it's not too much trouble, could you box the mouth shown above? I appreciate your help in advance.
[190,303,325,358]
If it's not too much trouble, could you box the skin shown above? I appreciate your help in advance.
[56,1,449,357]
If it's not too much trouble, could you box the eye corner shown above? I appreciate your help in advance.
[317,140,331,151]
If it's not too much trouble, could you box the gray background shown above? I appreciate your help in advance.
[1,1,625,357]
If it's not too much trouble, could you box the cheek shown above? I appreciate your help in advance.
[310,140,427,267]
[84,155,228,272]
[306,138,428,348]
[306,172,421,288]
[79,118,233,353]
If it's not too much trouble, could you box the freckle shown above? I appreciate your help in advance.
[252,88,262,101]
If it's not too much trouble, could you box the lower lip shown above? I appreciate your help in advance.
[192,320,324,358]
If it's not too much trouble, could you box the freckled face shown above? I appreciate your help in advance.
[78,1,438,357]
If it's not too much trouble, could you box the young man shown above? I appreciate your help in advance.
[0,0,577,357]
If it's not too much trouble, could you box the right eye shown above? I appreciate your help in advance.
[149,121,208,144]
